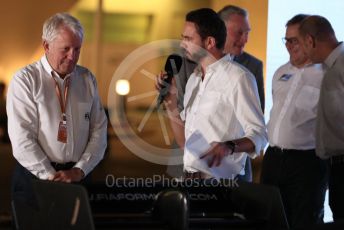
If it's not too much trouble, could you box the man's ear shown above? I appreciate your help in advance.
[311,35,316,49]
[205,36,216,50]
[43,40,49,53]
[306,34,315,48]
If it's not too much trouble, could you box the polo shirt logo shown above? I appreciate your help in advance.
[85,112,90,121]
[279,74,293,81]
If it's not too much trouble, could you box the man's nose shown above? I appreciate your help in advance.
[180,40,187,49]
[240,33,248,44]
[67,49,78,60]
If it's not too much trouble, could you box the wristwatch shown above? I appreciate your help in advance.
[226,141,237,153]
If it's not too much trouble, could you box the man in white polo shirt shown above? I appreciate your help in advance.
[261,14,328,228]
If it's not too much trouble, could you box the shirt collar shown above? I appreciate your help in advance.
[194,55,228,77]
[194,54,231,76]
[223,53,234,62]
[41,55,73,80]
[290,61,314,70]
[324,42,343,69]
[207,55,228,72]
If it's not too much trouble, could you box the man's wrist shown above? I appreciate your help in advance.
[72,167,85,180]
[164,99,178,111]
[225,140,237,153]
[164,104,180,118]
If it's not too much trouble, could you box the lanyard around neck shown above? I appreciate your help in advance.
[52,75,70,123]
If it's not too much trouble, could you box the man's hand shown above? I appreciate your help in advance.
[49,168,85,183]
[155,71,178,107]
[200,142,233,167]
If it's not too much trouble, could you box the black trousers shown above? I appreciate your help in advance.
[260,146,328,228]
[11,161,92,209]
[328,157,344,221]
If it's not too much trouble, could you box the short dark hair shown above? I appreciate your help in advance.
[186,8,226,49]
[286,14,309,27]
[218,5,248,22]
[299,15,336,42]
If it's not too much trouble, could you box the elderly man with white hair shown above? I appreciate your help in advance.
[7,13,107,206]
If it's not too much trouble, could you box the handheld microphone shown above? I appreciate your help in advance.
[156,54,183,108]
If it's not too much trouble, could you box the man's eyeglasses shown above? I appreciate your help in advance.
[282,37,299,45]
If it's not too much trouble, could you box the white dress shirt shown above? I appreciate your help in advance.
[268,62,324,149]
[7,56,107,179]
[181,56,267,178]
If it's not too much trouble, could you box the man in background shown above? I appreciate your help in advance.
[299,15,344,222]
[261,14,327,228]
[0,81,9,143]
[218,5,264,112]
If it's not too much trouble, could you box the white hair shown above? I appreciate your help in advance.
[218,5,248,22]
[42,13,83,43]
